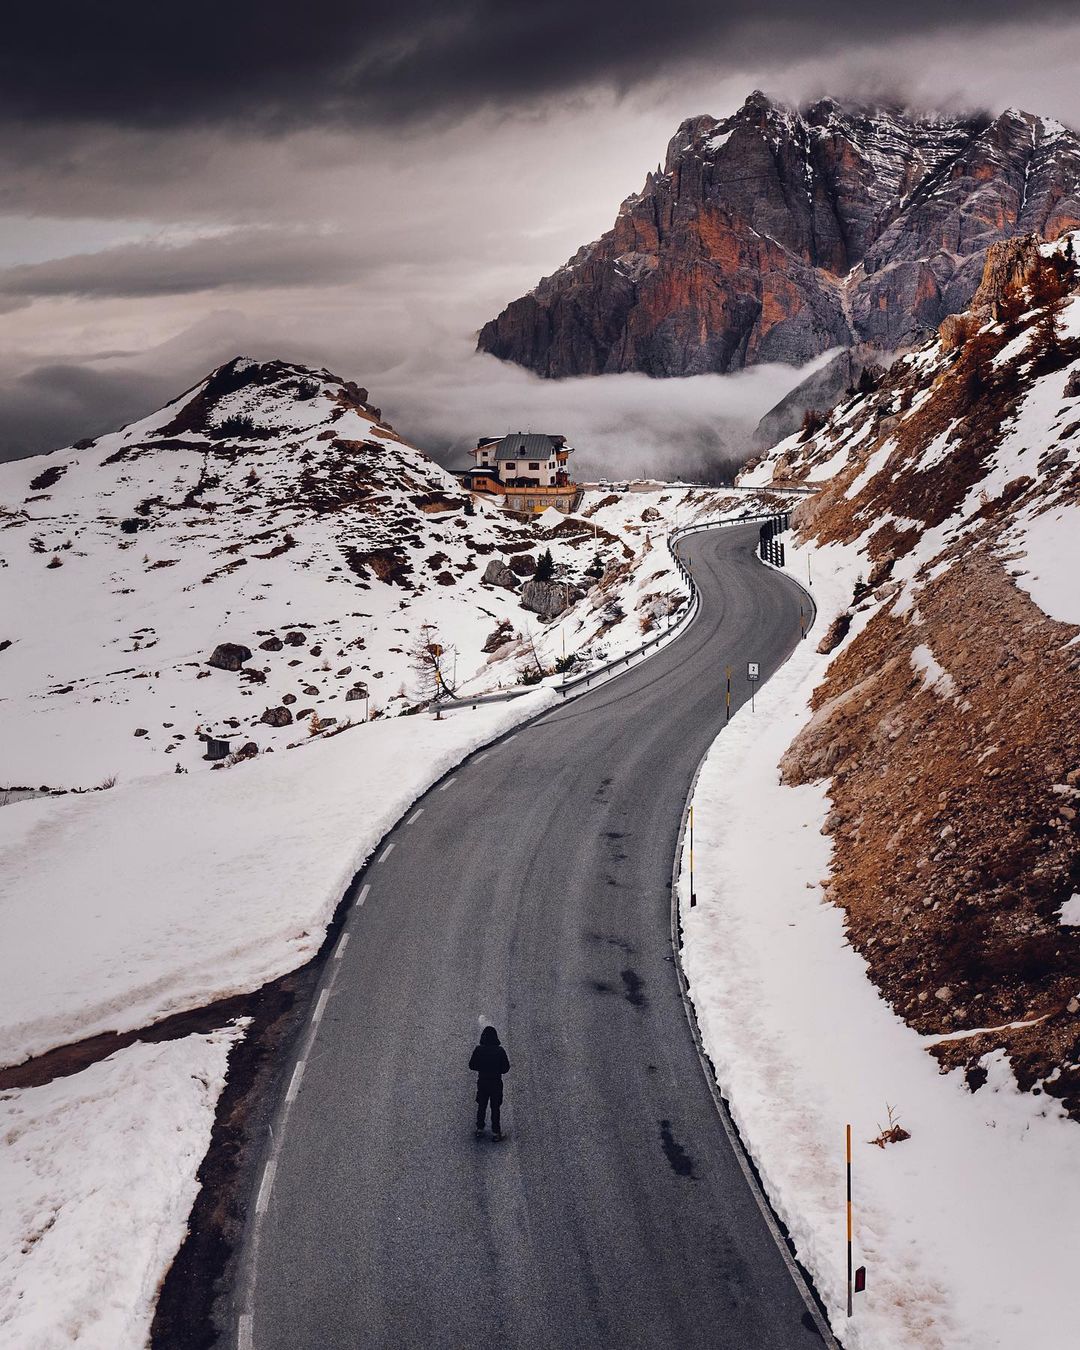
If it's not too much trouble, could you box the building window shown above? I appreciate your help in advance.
[529,462,540,470]
[505,462,516,470]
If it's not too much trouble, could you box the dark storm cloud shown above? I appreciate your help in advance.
[0,229,370,304]
[1,0,1074,131]
[0,363,182,463]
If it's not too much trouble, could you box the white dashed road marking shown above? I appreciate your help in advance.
[475,752,490,762]
[313,989,330,1024]
[407,808,424,825]
[358,884,371,906]
[334,931,350,959]
[238,1312,254,1350]
[286,1061,306,1104]
[378,842,395,862]
[256,1160,277,1215]
[438,777,457,791]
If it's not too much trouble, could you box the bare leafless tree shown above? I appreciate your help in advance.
[410,621,455,716]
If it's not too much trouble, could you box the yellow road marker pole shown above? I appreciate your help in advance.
[846,1123,853,1318]
[689,805,697,908]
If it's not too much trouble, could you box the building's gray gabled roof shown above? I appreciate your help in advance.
[493,433,564,461]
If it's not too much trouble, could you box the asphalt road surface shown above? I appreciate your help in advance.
[238,521,831,1349]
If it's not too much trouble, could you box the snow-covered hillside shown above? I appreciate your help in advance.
[0,357,732,789]
[0,357,778,1349]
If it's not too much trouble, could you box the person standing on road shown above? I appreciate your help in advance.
[470,1025,510,1141]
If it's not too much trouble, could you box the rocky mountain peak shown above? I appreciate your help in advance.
[478,92,1080,381]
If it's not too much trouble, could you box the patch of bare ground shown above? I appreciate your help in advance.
[342,544,415,587]
[782,544,1080,1115]
[0,993,253,1090]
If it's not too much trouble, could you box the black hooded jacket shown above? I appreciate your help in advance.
[469,1026,510,1085]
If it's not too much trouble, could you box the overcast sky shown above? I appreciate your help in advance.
[3,1,1080,472]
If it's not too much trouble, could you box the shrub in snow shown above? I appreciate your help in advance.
[868,1103,911,1148]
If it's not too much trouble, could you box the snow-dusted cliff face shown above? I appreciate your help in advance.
[743,233,1080,1117]
[479,91,1080,379]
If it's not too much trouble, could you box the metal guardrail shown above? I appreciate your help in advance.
[445,510,790,709]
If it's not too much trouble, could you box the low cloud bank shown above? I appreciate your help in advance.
[0,316,826,479]
[379,344,830,480]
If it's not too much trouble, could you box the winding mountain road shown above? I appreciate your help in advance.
[236,521,832,1349]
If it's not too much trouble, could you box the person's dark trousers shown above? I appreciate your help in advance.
[476,1082,502,1133]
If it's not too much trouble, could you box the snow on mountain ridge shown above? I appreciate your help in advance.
[0,358,747,789]
[0,356,534,783]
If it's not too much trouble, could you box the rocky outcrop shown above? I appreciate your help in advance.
[207,643,252,672]
[482,619,514,652]
[260,706,293,727]
[969,234,1048,316]
[483,559,518,589]
[520,580,583,620]
[480,92,1080,379]
[752,345,887,450]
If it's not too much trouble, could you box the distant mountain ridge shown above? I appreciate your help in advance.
[478,91,1080,378]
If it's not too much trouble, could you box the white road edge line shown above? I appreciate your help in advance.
[407,808,424,825]
[286,1061,306,1104]
[378,842,395,862]
[667,556,836,1348]
[313,989,330,1024]
[438,777,457,791]
[255,1159,277,1215]
[358,883,371,906]
[237,1311,254,1350]
[334,931,350,959]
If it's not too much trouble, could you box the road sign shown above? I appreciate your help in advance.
[747,662,759,681]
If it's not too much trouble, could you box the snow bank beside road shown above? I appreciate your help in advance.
[678,543,1080,1349]
[0,693,552,1067]
[0,1028,241,1350]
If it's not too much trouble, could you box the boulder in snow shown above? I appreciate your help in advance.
[483,559,519,589]
[207,643,253,672]
[520,580,582,621]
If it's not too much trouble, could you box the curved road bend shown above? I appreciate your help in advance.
[239,522,829,1349]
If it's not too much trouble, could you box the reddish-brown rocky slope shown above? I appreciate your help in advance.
[745,234,1080,1115]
